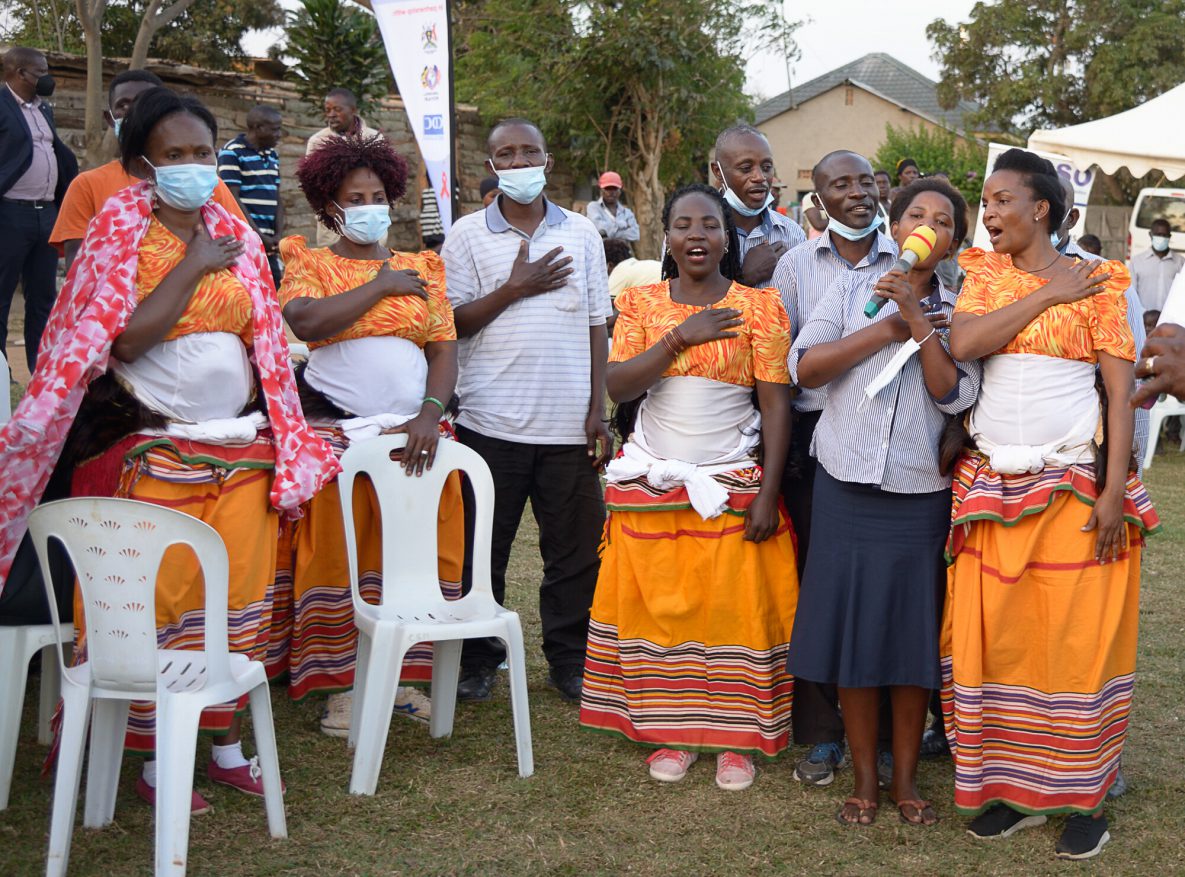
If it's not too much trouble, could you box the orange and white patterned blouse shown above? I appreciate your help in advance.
[278,236,455,350]
[955,248,1135,363]
[135,215,254,344]
[610,281,791,386]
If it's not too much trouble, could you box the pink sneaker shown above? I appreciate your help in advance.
[206,757,286,797]
[134,776,211,815]
[715,751,755,791]
[646,748,698,782]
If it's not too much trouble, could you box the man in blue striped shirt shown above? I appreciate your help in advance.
[770,149,899,787]
[218,104,284,285]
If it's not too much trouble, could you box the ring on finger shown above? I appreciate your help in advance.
[1143,355,1158,374]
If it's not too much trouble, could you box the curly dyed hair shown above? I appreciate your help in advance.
[295,134,409,231]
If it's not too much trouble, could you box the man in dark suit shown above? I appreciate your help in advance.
[0,47,78,373]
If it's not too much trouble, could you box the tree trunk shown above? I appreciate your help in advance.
[130,0,199,69]
[624,87,666,260]
[76,0,108,168]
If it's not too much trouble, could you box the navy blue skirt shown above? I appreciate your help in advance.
[785,467,950,689]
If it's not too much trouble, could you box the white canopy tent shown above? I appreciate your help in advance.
[1028,82,1185,179]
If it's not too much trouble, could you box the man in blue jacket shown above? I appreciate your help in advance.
[0,47,78,372]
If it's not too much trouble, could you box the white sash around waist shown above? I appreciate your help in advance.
[605,376,760,520]
[112,332,254,423]
[305,335,426,419]
[970,354,1099,474]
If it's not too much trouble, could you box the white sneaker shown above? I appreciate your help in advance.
[715,751,755,791]
[393,686,431,723]
[647,748,698,782]
[320,691,353,738]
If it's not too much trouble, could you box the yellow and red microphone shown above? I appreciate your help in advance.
[865,225,939,318]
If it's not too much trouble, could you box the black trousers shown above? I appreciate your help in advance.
[456,425,605,671]
[782,410,890,745]
[0,199,60,373]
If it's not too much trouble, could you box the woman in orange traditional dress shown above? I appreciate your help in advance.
[579,184,797,791]
[272,134,460,736]
[944,149,1160,859]
[0,88,338,815]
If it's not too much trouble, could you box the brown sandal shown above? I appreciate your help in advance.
[895,798,938,826]
[836,797,878,826]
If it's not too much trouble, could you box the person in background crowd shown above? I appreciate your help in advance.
[712,125,805,288]
[585,171,640,242]
[0,47,78,372]
[771,149,898,790]
[1131,218,1183,311]
[896,158,920,188]
[306,88,384,246]
[442,118,613,703]
[0,87,337,815]
[604,238,662,336]
[580,183,797,792]
[275,134,458,735]
[929,170,951,181]
[802,191,828,241]
[1143,308,1160,336]
[218,104,285,286]
[889,158,920,205]
[788,178,979,828]
[944,148,1159,860]
[480,176,501,207]
[1078,233,1103,256]
[874,169,892,215]
[771,177,789,215]
[605,238,662,302]
[51,72,246,272]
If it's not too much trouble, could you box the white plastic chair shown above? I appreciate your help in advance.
[339,434,533,795]
[1141,394,1185,469]
[0,620,72,810]
[27,498,286,877]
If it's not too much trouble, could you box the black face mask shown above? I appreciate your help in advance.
[33,73,55,98]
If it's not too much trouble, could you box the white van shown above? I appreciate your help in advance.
[1129,187,1185,260]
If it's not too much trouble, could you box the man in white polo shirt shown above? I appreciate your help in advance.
[442,118,613,703]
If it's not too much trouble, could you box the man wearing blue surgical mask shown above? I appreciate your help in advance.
[441,118,613,706]
[1132,218,1184,312]
[770,149,898,789]
[710,125,805,288]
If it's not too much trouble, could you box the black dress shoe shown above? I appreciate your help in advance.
[548,665,584,702]
[457,666,498,702]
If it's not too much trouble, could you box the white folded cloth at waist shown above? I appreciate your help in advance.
[339,412,415,443]
[156,411,268,444]
[604,376,760,520]
[970,353,1099,475]
[605,443,754,520]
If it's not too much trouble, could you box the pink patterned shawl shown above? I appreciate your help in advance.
[0,182,340,594]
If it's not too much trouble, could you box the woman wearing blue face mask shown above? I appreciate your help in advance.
[15,86,338,814]
[273,135,461,737]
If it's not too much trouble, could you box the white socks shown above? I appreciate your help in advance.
[140,741,248,788]
[211,741,250,770]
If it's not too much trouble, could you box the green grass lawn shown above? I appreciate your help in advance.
[2,456,1184,876]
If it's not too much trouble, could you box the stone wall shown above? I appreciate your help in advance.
[40,51,577,249]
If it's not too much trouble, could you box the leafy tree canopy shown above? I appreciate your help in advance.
[0,0,283,69]
[872,123,988,216]
[928,0,1185,136]
[283,0,390,116]
[454,0,795,256]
